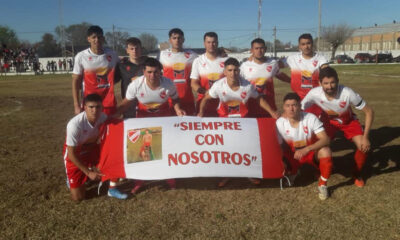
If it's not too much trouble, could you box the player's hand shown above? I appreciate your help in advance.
[74,105,82,115]
[87,168,104,181]
[197,112,204,117]
[176,109,186,117]
[271,111,280,119]
[360,136,371,153]
[294,147,310,160]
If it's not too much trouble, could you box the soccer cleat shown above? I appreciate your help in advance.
[131,185,142,195]
[354,178,365,188]
[318,185,329,200]
[108,188,128,200]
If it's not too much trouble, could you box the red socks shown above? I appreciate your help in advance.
[353,150,367,178]
[318,157,333,186]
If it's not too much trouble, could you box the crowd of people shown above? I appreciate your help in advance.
[64,25,374,202]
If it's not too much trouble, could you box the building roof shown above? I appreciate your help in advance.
[352,22,400,37]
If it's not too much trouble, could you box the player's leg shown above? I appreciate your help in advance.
[351,135,367,187]
[70,185,86,201]
[316,147,333,200]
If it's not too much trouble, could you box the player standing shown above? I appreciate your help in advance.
[72,25,119,116]
[63,94,127,201]
[276,92,332,200]
[115,37,146,118]
[159,28,198,115]
[240,38,290,117]
[190,32,228,116]
[301,67,374,187]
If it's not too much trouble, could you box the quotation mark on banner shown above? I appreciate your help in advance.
[251,156,257,162]
[174,123,180,128]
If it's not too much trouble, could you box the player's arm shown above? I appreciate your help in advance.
[171,98,186,116]
[258,96,280,119]
[72,74,83,115]
[112,98,134,119]
[276,72,291,83]
[359,104,374,153]
[191,78,206,95]
[197,92,213,117]
[66,145,103,180]
[294,130,330,160]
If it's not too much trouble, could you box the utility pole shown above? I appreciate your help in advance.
[273,26,277,58]
[112,24,116,51]
[59,0,66,59]
[258,0,262,38]
[318,0,321,52]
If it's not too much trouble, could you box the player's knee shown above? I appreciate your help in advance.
[318,146,331,158]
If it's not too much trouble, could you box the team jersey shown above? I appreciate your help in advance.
[276,112,324,152]
[208,77,259,118]
[301,85,366,125]
[285,52,328,99]
[73,48,119,107]
[125,75,179,117]
[66,111,107,147]
[159,49,198,104]
[190,54,228,116]
[240,59,280,115]
[115,57,143,99]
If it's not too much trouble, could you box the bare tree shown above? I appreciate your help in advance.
[138,33,158,53]
[322,24,354,60]
[105,31,130,55]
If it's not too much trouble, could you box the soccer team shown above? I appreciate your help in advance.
[63,25,374,201]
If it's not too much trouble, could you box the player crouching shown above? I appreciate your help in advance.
[276,93,333,200]
[63,94,127,201]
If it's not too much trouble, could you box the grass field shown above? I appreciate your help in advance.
[0,65,399,239]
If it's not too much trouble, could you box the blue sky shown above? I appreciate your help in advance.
[1,0,400,48]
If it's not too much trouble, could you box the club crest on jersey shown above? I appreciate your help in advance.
[88,56,93,61]
[219,62,224,68]
[240,92,247,99]
[222,91,226,96]
[202,63,206,68]
[168,53,172,57]
[128,129,141,144]
[312,60,318,67]
[285,130,290,135]
[159,90,166,99]
[303,126,309,134]
[266,65,272,72]
[140,92,145,97]
[249,68,252,72]
[184,52,190,58]
[107,55,112,62]
[339,101,346,108]
[126,66,131,71]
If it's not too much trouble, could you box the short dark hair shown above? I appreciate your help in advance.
[84,93,103,103]
[126,37,141,47]
[204,32,218,41]
[224,57,240,68]
[251,38,265,47]
[87,25,103,37]
[169,28,184,37]
[142,57,163,70]
[298,33,313,44]
[283,92,301,103]
[319,66,339,83]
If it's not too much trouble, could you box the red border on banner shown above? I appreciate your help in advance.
[256,118,284,179]
[98,120,126,181]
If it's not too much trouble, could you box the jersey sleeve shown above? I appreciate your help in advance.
[66,121,80,147]
[166,79,179,100]
[249,84,260,99]
[348,87,366,110]
[271,60,281,76]
[301,90,315,110]
[72,53,83,75]
[239,62,247,79]
[190,58,200,80]
[309,113,324,134]
[208,82,219,99]
[318,54,329,66]
[125,81,138,101]
[282,56,291,68]
[275,119,284,145]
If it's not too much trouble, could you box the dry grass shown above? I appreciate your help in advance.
[0,65,399,240]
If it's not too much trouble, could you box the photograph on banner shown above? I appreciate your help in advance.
[126,127,162,163]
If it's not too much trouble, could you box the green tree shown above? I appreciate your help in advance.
[55,22,92,47]
[0,25,19,49]
[138,33,158,53]
[105,31,130,55]
[37,33,61,57]
[322,24,354,60]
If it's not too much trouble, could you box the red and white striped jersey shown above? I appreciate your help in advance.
[66,111,107,147]
[208,77,259,118]
[159,49,198,103]
[301,85,366,125]
[125,76,178,117]
[73,48,119,107]
[285,53,328,99]
[276,112,324,151]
